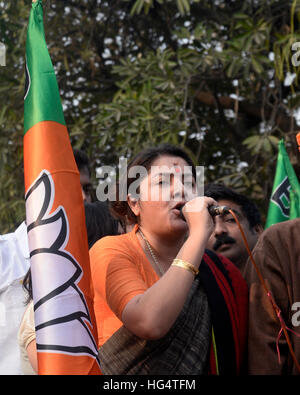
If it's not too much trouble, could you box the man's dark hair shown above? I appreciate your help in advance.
[73,149,91,176]
[204,183,261,228]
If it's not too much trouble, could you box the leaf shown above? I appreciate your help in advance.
[263,137,272,154]
[242,135,260,149]
[268,135,280,147]
[251,57,264,74]
[181,0,191,14]
[226,58,240,78]
[130,0,144,15]
[176,0,185,15]
[233,13,250,20]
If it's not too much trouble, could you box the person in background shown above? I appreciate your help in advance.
[90,144,248,375]
[84,201,122,249]
[205,183,263,272]
[0,222,30,374]
[74,149,94,203]
[18,270,36,375]
[243,218,300,375]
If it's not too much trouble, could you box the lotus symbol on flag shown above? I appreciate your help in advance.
[25,170,99,358]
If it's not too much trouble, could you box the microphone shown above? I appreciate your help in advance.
[208,205,231,216]
[179,204,230,221]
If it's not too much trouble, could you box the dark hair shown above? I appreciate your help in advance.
[110,144,196,224]
[73,149,91,176]
[23,268,33,305]
[84,201,120,249]
[204,183,261,228]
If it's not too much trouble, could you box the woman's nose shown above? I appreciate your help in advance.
[172,176,185,201]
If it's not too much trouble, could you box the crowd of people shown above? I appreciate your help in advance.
[1,143,300,375]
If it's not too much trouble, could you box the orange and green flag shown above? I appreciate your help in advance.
[24,0,101,375]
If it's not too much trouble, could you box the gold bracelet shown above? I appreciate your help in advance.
[172,259,199,277]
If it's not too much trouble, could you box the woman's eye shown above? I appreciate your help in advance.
[159,180,169,186]
[158,177,170,185]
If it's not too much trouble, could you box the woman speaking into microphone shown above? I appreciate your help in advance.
[89,144,248,375]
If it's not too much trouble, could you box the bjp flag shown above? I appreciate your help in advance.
[24,0,101,374]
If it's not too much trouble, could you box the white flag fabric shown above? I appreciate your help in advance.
[0,222,30,375]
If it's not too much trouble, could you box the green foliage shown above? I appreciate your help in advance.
[0,1,29,233]
[93,49,188,160]
[273,0,300,88]
[1,0,300,232]
[129,0,200,16]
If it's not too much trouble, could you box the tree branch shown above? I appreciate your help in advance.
[194,90,298,133]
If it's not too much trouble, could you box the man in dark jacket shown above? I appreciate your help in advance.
[243,218,300,375]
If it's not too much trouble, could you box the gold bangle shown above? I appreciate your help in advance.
[172,259,199,277]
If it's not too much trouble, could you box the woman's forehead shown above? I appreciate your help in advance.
[148,157,193,179]
[149,155,190,172]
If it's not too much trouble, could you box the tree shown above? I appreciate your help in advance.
[0,0,28,233]
[1,0,300,232]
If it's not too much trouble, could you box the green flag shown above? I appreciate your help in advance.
[265,139,300,228]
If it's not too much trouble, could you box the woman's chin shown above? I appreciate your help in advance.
[168,219,188,236]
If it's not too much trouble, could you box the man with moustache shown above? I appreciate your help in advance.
[205,183,263,272]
